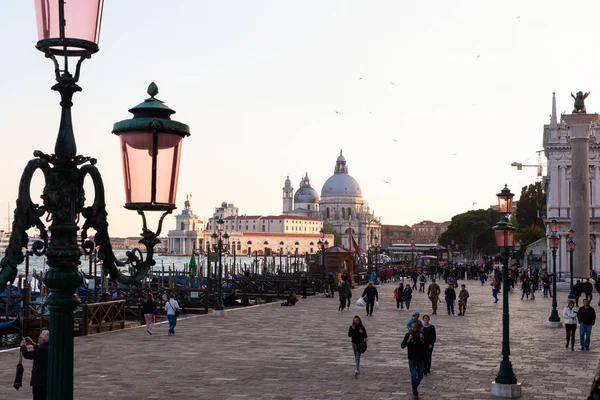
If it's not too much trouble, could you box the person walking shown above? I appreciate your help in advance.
[457,284,469,316]
[20,330,49,400]
[583,278,594,303]
[491,278,500,303]
[395,283,405,310]
[578,298,596,351]
[563,299,578,351]
[328,272,335,298]
[142,293,156,335]
[411,269,419,291]
[520,276,530,300]
[361,281,379,317]
[422,314,436,375]
[345,281,352,311]
[404,284,413,311]
[573,280,583,306]
[401,321,428,399]
[418,272,427,293]
[427,279,441,315]
[542,273,550,297]
[348,315,367,377]
[444,284,456,315]
[588,377,600,400]
[165,293,180,336]
[338,281,347,313]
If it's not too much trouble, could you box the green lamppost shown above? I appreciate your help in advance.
[568,230,575,300]
[211,219,229,316]
[491,185,521,398]
[0,3,190,399]
[279,241,284,272]
[318,228,327,294]
[434,242,441,278]
[547,219,562,327]
[373,236,380,284]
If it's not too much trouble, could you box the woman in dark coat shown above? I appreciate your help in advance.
[348,315,368,377]
[338,282,347,313]
[422,315,436,375]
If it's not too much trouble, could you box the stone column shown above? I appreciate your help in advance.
[562,113,599,278]
[548,166,559,217]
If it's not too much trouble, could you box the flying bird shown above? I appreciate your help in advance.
[452,153,458,156]
[390,81,396,85]
[472,202,477,206]
[476,55,480,59]
[392,139,398,143]
[516,16,520,19]
[335,111,341,114]
[359,77,363,80]
[382,180,391,184]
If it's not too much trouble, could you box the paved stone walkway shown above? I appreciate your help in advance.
[0,279,597,399]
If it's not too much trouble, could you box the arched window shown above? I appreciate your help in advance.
[342,208,346,219]
[180,222,184,231]
[347,207,352,219]
[326,208,330,219]
[237,242,241,251]
[307,204,311,210]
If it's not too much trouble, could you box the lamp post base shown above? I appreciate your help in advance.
[213,309,226,317]
[546,320,562,328]
[491,381,522,398]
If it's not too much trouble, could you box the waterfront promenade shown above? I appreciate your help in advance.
[0,280,596,399]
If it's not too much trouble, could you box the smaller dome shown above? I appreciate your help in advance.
[284,175,291,187]
[184,199,191,208]
[294,186,319,204]
[221,202,228,208]
[337,149,346,163]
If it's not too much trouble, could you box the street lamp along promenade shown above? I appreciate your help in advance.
[0,3,190,400]
[490,185,521,398]
[410,239,416,269]
[372,236,380,285]
[317,228,329,295]
[568,229,576,299]
[547,219,562,327]
[211,219,229,316]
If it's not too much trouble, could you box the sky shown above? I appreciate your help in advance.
[2,1,600,237]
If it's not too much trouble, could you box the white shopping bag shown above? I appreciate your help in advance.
[374,301,380,310]
[356,297,366,307]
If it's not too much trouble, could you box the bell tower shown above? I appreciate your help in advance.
[283,175,293,213]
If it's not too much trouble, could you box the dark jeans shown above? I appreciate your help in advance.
[338,298,346,312]
[581,323,593,349]
[565,324,576,348]
[412,280,418,290]
[424,346,434,373]
[347,297,351,308]
[396,299,404,309]
[366,301,374,315]
[167,314,177,334]
[408,360,425,393]
[586,292,593,303]
[446,299,454,315]
[33,386,46,400]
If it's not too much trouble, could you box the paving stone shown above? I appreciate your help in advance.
[0,280,597,399]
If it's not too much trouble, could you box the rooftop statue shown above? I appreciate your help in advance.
[571,91,590,114]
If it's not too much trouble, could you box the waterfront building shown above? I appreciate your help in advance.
[167,196,204,255]
[318,150,381,253]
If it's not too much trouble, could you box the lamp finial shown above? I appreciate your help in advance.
[147,82,159,98]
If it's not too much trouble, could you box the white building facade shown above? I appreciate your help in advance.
[319,151,381,253]
[543,93,600,274]
[166,197,204,255]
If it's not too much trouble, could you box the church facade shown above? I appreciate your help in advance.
[542,93,600,274]
[282,150,381,253]
[166,196,204,254]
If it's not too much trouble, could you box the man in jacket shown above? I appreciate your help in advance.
[21,330,49,400]
[361,281,379,317]
[578,298,596,351]
[401,321,428,399]
[572,280,583,306]
[582,278,594,303]
[444,284,456,315]
[458,284,470,316]
[427,279,441,315]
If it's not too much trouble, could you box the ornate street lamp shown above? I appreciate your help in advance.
[318,228,327,293]
[279,241,284,272]
[568,230,575,299]
[211,219,229,316]
[491,185,521,398]
[547,219,561,327]
[410,239,416,269]
[0,3,190,400]
[434,242,441,277]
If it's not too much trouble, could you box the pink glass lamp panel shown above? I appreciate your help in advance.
[120,133,152,204]
[155,135,182,205]
[35,0,104,44]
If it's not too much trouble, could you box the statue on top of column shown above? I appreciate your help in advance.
[571,91,590,114]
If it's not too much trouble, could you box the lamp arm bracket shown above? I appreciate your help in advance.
[0,158,51,293]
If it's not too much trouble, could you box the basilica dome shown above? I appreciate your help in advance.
[294,173,319,204]
[321,150,362,198]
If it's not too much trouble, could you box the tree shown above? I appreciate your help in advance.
[439,209,501,257]
[323,222,342,246]
[515,182,546,232]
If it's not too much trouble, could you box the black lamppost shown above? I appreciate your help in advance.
[211,219,229,316]
[410,239,416,268]
[0,3,190,399]
[450,239,455,266]
[547,219,561,327]
[568,230,575,299]
[317,229,329,293]
[372,236,380,284]
[491,185,520,397]
[434,243,441,277]
[279,241,284,272]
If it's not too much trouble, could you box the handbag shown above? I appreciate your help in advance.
[357,339,368,354]
[13,352,23,390]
